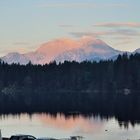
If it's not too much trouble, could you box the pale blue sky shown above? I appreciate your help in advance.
[0,0,140,56]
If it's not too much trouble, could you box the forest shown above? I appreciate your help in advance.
[0,53,140,122]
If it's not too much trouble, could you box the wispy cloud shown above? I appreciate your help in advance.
[70,28,140,47]
[94,22,140,28]
[113,29,140,36]
[110,36,135,47]
[70,29,140,38]
[70,31,105,38]
[114,40,133,46]
[38,3,126,9]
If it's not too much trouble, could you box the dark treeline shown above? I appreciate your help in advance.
[0,53,140,123]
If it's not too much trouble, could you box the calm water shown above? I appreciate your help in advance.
[0,113,140,140]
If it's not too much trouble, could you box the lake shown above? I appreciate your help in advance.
[0,113,140,140]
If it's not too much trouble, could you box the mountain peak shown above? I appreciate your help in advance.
[37,38,79,53]
[55,37,122,63]
[78,36,107,48]
[80,36,97,42]
[1,37,124,65]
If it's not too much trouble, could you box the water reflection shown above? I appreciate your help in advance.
[34,113,105,134]
[0,113,140,140]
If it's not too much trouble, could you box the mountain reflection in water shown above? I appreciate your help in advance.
[0,113,140,140]
[34,113,104,133]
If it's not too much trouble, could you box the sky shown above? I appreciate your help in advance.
[0,0,140,56]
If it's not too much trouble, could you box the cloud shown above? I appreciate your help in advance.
[111,36,135,46]
[114,40,133,46]
[94,22,140,28]
[113,29,140,36]
[70,29,140,47]
[70,31,103,38]
[112,36,135,40]
[70,29,140,38]
[38,3,126,9]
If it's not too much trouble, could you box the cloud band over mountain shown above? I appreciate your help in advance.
[93,22,140,28]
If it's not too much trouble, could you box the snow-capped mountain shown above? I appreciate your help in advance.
[55,37,122,62]
[1,36,126,65]
[134,48,140,54]
[1,52,30,65]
